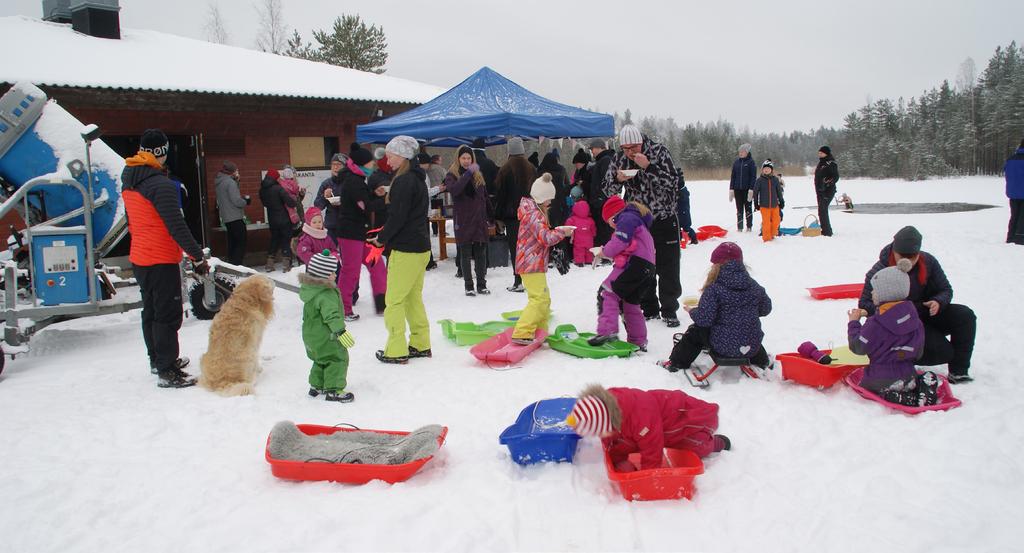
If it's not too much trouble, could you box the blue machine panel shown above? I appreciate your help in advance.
[31,233,89,305]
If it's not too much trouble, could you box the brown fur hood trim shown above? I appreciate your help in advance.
[297,272,337,289]
[579,383,622,430]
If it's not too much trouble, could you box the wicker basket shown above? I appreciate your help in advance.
[801,214,822,237]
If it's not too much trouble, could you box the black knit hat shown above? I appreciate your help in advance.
[140,129,169,157]
[350,147,373,166]
[471,138,486,149]
[572,148,590,164]
[892,226,923,255]
[819,145,832,156]
[416,153,432,165]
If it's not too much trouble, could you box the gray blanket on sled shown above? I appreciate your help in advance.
[268,421,443,465]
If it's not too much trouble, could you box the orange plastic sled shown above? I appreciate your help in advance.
[604,447,704,501]
[807,283,864,300]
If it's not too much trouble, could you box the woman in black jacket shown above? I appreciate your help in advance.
[537,151,568,227]
[814,146,839,236]
[336,146,387,319]
[372,136,432,364]
[493,138,536,292]
[259,168,297,271]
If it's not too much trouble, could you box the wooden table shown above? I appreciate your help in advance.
[429,216,452,260]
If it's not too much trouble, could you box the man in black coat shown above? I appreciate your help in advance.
[471,138,500,199]
[858,226,977,383]
[814,146,839,236]
[259,168,297,271]
[588,138,615,246]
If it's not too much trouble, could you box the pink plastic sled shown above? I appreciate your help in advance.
[844,367,962,414]
[470,328,548,364]
[807,283,864,300]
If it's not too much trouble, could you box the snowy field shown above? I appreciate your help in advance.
[1,175,1021,553]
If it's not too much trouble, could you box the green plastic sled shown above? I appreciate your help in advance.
[438,319,516,346]
[501,309,554,322]
[546,324,639,359]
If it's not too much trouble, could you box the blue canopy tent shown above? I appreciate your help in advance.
[355,67,614,146]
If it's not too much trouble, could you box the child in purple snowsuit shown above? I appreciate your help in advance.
[848,257,938,407]
[565,200,596,265]
[296,207,339,265]
[589,197,656,349]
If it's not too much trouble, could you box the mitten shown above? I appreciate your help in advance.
[797,341,832,364]
[337,330,356,349]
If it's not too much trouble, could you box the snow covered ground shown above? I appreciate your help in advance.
[1,176,1020,553]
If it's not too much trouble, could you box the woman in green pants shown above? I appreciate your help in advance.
[371,135,432,364]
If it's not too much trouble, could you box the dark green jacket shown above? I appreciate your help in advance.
[299,273,346,356]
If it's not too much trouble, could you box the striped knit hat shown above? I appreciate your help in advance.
[618,124,643,146]
[566,396,613,436]
[306,249,338,279]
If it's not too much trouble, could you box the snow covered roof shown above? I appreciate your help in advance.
[0,16,445,105]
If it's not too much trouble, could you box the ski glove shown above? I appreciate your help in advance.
[337,331,356,349]
[729,189,735,202]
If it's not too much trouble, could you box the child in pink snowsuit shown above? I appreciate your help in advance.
[296,208,341,287]
[567,384,730,471]
[564,200,596,265]
[590,196,656,349]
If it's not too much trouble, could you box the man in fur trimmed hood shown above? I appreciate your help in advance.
[566,384,730,471]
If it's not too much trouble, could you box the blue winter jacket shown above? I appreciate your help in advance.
[1006,148,1024,200]
[730,155,758,191]
[690,260,772,358]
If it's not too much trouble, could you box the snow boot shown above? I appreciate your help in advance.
[376,350,409,364]
[465,289,476,297]
[506,283,525,293]
[157,368,197,389]
[344,313,360,322]
[408,346,432,359]
[325,390,355,403]
[917,371,940,405]
[510,337,534,346]
[282,256,294,273]
[947,371,973,384]
[587,333,619,347]
[374,294,386,315]
[151,356,190,375]
[264,254,276,272]
[713,434,731,452]
[308,387,321,398]
[663,316,681,328]
[477,287,491,295]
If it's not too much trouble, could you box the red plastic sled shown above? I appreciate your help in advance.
[695,225,728,241]
[844,368,962,414]
[604,447,704,501]
[470,327,548,364]
[807,283,864,300]
[265,424,448,483]
[776,349,864,388]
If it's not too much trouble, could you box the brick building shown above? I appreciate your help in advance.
[0,10,441,260]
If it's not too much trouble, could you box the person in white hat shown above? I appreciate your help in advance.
[601,124,684,327]
[371,135,433,364]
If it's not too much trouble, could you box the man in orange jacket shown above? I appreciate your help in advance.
[122,129,207,388]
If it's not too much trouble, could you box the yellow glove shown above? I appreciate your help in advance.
[337,331,355,349]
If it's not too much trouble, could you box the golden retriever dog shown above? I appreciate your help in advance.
[199,274,275,396]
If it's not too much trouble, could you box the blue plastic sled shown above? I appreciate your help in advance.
[499,398,581,465]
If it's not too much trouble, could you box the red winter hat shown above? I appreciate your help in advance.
[710,241,743,265]
[567,396,613,437]
[304,207,322,222]
[602,196,626,222]
[266,168,280,180]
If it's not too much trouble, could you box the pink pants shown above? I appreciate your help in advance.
[338,238,387,315]
[596,284,647,347]
[573,243,594,264]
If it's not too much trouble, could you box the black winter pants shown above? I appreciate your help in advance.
[224,219,247,265]
[504,220,522,287]
[641,217,682,319]
[134,263,183,372]
[734,195,753,231]
[669,324,770,369]
[917,303,977,376]
[816,191,835,236]
[267,222,293,258]
[457,241,488,291]
[1008,199,1024,244]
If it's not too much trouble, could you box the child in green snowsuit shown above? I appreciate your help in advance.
[299,249,356,402]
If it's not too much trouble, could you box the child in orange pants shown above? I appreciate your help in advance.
[753,159,783,241]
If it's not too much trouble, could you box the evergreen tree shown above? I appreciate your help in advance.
[309,15,389,73]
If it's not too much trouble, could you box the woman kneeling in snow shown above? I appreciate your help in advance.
[566,384,730,472]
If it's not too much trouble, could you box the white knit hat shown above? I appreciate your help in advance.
[306,249,339,280]
[618,124,643,146]
[870,258,913,304]
[567,396,613,436]
[531,173,556,204]
[385,135,419,160]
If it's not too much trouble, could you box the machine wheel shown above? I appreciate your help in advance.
[188,274,236,320]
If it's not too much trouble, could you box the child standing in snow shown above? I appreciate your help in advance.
[299,249,356,403]
[564,199,596,265]
[295,207,339,265]
[510,173,573,345]
[661,242,773,372]
[753,159,784,242]
[847,258,939,406]
[588,196,656,350]
[566,384,730,472]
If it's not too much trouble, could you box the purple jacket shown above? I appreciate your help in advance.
[690,261,772,358]
[445,170,491,244]
[601,205,655,270]
[296,226,340,265]
[848,300,925,390]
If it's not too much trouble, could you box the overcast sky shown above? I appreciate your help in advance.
[4,0,1020,133]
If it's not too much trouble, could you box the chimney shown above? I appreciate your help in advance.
[42,0,72,23]
[70,0,120,40]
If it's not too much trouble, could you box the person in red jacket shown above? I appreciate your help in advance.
[122,129,207,388]
[566,384,730,471]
